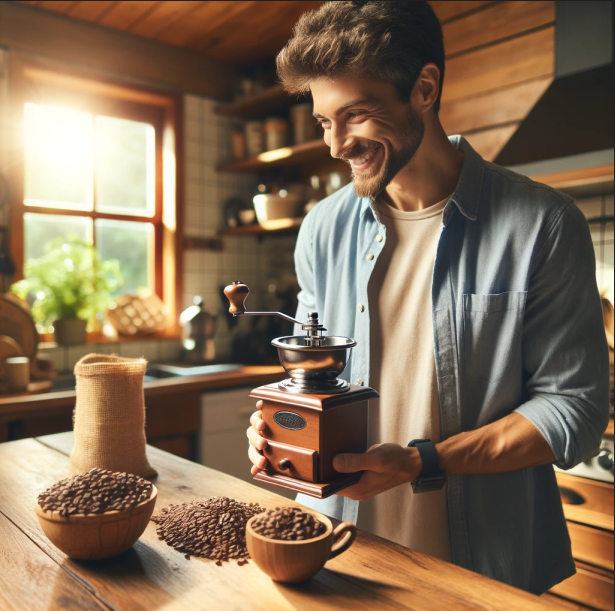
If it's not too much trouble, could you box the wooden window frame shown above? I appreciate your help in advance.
[8,54,184,339]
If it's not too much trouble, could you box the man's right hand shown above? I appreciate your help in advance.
[247,400,268,475]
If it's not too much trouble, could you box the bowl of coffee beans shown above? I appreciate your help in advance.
[246,506,357,583]
[35,468,157,560]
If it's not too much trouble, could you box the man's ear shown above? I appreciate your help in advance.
[414,63,440,113]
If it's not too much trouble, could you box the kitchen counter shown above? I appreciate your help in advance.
[0,432,560,611]
[0,365,285,417]
[0,366,285,458]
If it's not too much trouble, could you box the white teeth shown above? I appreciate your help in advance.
[349,146,378,167]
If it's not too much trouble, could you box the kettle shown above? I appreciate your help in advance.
[180,296,218,363]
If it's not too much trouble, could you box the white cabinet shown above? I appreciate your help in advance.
[200,388,294,499]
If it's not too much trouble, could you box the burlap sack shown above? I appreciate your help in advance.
[68,354,157,478]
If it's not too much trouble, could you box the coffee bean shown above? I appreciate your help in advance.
[38,469,152,515]
[151,496,263,565]
[251,507,326,541]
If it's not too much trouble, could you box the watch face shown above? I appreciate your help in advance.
[411,476,447,493]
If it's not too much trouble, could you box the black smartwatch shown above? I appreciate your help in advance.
[407,438,446,493]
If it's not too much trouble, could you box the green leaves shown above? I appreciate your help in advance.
[10,236,123,328]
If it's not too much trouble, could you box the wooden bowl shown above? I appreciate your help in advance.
[246,510,356,583]
[34,486,157,560]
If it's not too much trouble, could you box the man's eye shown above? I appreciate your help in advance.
[316,119,331,128]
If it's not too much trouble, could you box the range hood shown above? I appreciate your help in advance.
[495,1,614,167]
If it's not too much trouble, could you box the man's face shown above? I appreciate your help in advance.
[311,76,424,198]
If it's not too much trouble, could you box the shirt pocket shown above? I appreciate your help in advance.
[462,291,527,382]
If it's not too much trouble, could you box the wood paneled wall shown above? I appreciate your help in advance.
[8,1,556,156]
[433,1,555,160]
[0,1,236,99]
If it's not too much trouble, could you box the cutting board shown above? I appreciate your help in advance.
[0,295,38,359]
[0,335,23,360]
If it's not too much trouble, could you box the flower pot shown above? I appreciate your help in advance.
[54,318,87,345]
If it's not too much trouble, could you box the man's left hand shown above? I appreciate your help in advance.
[333,443,423,501]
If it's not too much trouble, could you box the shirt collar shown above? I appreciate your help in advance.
[447,135,484,223]
[359,135,485,225]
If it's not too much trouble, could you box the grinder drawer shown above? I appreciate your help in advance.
[263,441,318,482]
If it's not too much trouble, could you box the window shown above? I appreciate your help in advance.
[23,103,158,294]
[10,59,182,336]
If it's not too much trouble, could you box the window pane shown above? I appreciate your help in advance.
[95,219,153,293]
[24,213,92,262]
[95,116,155,217]
[24,103,93,210]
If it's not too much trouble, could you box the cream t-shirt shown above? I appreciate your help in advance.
[357,195,451,562]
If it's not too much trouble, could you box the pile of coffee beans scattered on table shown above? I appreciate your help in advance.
[250,507,326,541]
[37,468,153,516]
[151,496,264,565]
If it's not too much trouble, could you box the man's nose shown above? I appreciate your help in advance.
[328,124,351,159]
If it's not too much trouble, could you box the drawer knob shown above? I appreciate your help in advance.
[278,458,291,470]
[598,448,614,471]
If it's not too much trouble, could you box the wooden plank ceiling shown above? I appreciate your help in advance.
[14,0,556,161]
[15,1,326,63]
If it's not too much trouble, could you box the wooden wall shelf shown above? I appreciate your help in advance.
[218,218,303,236]
[531,164,614,191]
[215,85,299,120]
[216,139,329,172]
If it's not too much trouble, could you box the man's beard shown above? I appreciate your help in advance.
[344,107,424,199]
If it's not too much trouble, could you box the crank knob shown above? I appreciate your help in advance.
[224,281,249,315]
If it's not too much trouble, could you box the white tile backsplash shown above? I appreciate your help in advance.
[576,197,603,219]
[68,345,92,369]
[38,338,182,373]
[578,195,614,304]
[184,95,202,120]
[181,93,298,361]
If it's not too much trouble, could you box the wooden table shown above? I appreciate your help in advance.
[0,433,561,611]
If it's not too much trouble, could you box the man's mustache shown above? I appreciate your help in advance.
[339,141,380,162]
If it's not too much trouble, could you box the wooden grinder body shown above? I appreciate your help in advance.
[249,383,378,498]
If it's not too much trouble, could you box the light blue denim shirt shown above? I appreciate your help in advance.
[293,136,610,594]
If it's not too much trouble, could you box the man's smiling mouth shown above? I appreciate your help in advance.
[346,143,383,171]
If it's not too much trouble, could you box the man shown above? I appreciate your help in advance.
[246,0,609,594]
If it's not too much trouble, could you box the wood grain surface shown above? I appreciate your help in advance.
[556,473,614,532]
[0,432,563,611]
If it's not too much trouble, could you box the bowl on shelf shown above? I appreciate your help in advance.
[253,192,302,226]
[238,209,256,225]
[34,485,157,560]
[246,510,356,583]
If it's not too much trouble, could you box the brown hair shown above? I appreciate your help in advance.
[277,1,445,113]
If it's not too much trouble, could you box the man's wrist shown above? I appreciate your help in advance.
[402,446,423,483]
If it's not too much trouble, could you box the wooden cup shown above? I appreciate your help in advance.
[34,486,157,560]
[0,356,30,392]
[246,510,356,583]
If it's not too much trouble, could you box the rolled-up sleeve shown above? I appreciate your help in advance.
[293,209,317,335]
[515,201,610,469]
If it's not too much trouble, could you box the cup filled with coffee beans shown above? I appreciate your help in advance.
[246,506,357,583]
[35,468,157,560]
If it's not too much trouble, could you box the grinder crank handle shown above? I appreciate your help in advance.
[223,282,303,325]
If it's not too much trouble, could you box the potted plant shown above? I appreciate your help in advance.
[11,236,122,345]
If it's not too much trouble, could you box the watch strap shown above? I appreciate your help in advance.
[407,438,442,478]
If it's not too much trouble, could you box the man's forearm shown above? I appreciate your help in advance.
[435,412,556,476]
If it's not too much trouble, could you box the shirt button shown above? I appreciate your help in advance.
[356,378,364,386]
[357,304,364,313]
[376,235,383,242]
[366,253,374,261]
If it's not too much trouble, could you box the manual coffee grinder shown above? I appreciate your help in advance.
[224,281,378,498]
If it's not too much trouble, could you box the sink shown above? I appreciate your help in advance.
[145,363,242,378]
[48,364,242,392]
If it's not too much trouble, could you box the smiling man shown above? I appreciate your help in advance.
[246,0,610,594]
